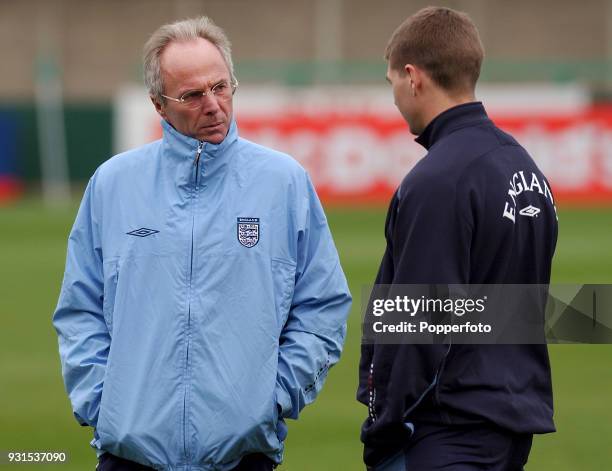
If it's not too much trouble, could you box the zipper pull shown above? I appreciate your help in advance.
[194,141,204,167]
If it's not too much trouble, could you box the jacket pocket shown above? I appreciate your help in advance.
[102,258,120,332]
[273,391,288,442]
[94,353,114,445]
[271,258,296,329]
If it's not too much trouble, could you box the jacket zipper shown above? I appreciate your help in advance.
[184,140,204,465]
[432,343,452,423]
[367,361,377,422]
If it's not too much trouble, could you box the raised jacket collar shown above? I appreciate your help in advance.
[161,118,239,162]
[415,102,489,150]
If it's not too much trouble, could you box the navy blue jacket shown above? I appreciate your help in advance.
[358,102,558,466]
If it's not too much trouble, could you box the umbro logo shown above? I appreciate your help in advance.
[519,205,541,217]
[126,228,159,237]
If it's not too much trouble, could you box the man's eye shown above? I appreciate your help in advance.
[181,91,203,101]
[213,83,228,93]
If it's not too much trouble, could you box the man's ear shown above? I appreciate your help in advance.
[404,64,420,96]
[151,96,167,120]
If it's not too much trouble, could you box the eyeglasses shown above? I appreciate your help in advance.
[162,80,238,108]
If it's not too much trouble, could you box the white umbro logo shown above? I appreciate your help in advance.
[519,205,540,217]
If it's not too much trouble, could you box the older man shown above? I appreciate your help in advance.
[53,17,351,471]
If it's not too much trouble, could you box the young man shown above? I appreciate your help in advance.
[53,16,351,471]
[358,7,558,471]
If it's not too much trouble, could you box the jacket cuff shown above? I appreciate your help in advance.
[275,383,293,419]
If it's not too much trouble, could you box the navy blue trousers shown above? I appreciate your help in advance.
[371,423,533,471]
[96,452,275,471]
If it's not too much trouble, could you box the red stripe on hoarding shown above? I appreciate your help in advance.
[238,105,612,205]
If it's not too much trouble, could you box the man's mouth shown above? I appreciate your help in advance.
[203,122,223,129]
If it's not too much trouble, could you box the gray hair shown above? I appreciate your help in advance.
[143,16,237,103]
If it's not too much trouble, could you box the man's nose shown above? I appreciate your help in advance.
[199,94,221,114]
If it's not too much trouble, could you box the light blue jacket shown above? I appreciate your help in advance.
[53,119,352,470]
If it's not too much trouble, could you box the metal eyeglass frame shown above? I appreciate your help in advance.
[161,79,239,105]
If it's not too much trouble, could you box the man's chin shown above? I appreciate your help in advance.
[196,126,228,144]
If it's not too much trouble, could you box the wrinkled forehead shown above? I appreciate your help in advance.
[160,38,230,88]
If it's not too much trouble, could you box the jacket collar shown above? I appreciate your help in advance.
[161,118,239,161]
[415,102,489,150]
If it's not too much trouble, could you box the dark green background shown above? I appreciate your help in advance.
[0,104,112,182]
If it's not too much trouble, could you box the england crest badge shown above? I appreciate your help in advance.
[237,217,260,248]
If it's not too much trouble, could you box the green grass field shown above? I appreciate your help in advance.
[0,201,610,470]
